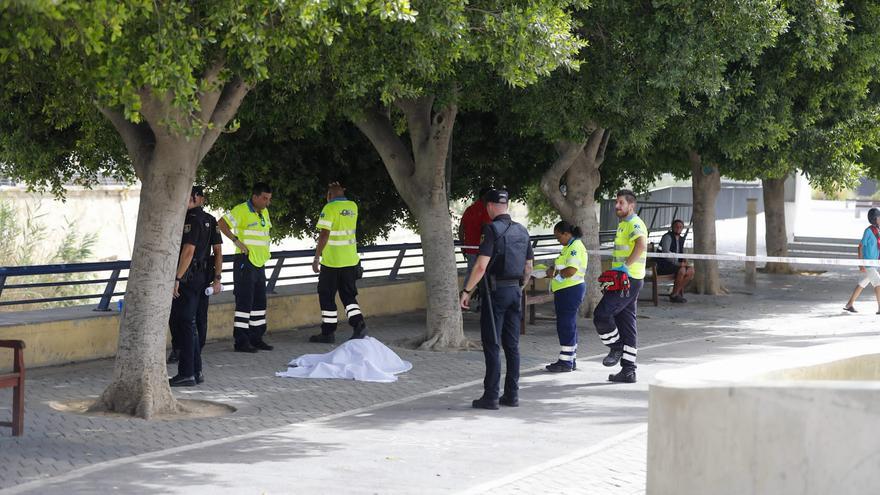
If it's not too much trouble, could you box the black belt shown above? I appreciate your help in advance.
[493,279,521,288]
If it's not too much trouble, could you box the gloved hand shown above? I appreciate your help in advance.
[612,264,630,275]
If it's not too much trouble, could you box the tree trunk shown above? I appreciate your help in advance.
[92,70,249,417]
[94,145,198,418]
[354,97,466,350]
[690,150,724,295]
[762,176,792,274]
[540,127,609,317]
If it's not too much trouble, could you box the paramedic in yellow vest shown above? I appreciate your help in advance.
[309,182,367,343]
[543,221,587,372]
[218,182,274,353]
[594,189,647,383]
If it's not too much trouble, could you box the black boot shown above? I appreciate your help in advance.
[545,360,574,373]
[349,322,368,340]
[499,395,519,407]
[608,369,637,383]
[471,396,499,410]
[169,375,196,387]
[309,333,336,343]
[603,348,623,367]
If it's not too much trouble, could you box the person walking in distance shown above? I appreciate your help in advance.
[594,189,647,383]
[218,182,274,353]
[844,207,880,314]
[309,182,367,343]
[460,189,533,409]
[543,221,587,372]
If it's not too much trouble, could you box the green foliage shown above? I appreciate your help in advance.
[0,0,418,194]
[201,95,411,244]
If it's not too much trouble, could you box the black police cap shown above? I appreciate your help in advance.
[191,185,205,197]
[485,189,509,204]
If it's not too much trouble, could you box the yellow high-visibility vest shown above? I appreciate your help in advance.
[224,201,272,267]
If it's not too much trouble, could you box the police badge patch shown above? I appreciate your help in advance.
[183,224,192,233]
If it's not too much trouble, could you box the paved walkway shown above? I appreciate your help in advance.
[1,264,878,494]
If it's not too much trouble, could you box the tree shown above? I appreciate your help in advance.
[0,0,416,417]
[499,0,788,306]
[313,1,585,349]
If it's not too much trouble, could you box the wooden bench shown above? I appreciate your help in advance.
[0,340,25,436]
[521,277,554,334]
[640,244,677,306]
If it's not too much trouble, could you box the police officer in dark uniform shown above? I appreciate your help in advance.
[169,186,215,387]
[168,188,223,364]
[459,189,533,409]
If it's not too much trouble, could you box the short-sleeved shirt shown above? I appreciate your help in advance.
[551,237,587,292]
[612,214,648,279]
[180,207,215,275]
[478,214,535,275]
[861,226,880,260]
[460,200,492,255]
[224,201,272,267]
[317,198,359,268]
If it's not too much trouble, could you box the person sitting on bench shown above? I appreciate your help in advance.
[657,219,694,303]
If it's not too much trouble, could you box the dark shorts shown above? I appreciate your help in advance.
[656,261,679,276]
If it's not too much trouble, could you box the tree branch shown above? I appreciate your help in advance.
[583,127,609,165]
[197,76,251,163]
[353,104,418,205]
[97,106,154,178]
[396,96,434,161]
[541,140,585,219]
[197,61,227,125]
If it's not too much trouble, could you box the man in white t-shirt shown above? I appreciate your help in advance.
[844,208,880,314]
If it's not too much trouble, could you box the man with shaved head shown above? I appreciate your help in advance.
[309,182,367,343]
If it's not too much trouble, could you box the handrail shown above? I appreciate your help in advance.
[0,206,686,311]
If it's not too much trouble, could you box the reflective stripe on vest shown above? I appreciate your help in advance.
[224,201,272,268]
[612,214,647,279]
[551,238,588,292]
[318,199,359,268]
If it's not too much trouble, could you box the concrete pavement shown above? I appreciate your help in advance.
[2,264,878,494]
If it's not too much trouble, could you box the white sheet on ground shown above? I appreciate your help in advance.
[275,336,412,383]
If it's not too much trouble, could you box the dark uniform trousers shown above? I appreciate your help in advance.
[170,279,210,352]
[481,283,522,401]
[171,270,207,378]
[233,255,268,347]
[317,265,364,335]
[593,278,643,371]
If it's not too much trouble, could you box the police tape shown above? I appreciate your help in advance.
[529,248,880,267]
[461,244,880,266]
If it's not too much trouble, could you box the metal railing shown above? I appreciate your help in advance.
[0,202,688,312]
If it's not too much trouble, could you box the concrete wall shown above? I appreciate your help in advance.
[0,276,428,370]
[647,340,880,495]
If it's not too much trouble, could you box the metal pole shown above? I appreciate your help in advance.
[745,198,757,286]
[95,269,121,311]
[388,249,406,280]
[267,257,285,294]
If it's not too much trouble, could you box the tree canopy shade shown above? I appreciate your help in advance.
[484,0,790,308]
[0,0,417,417]
[646,0,877,284]
[295,0,586,348]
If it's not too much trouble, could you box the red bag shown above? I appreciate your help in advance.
[598,270,630,293]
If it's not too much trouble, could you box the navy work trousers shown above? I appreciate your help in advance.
[554,283,586,366]
[480,285,522,400]
[232,255,267,347]
[317,265,364,335]
[593,278,643,370]
[171,271,206,378]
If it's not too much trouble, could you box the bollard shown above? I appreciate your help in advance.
[745,198,757,286]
